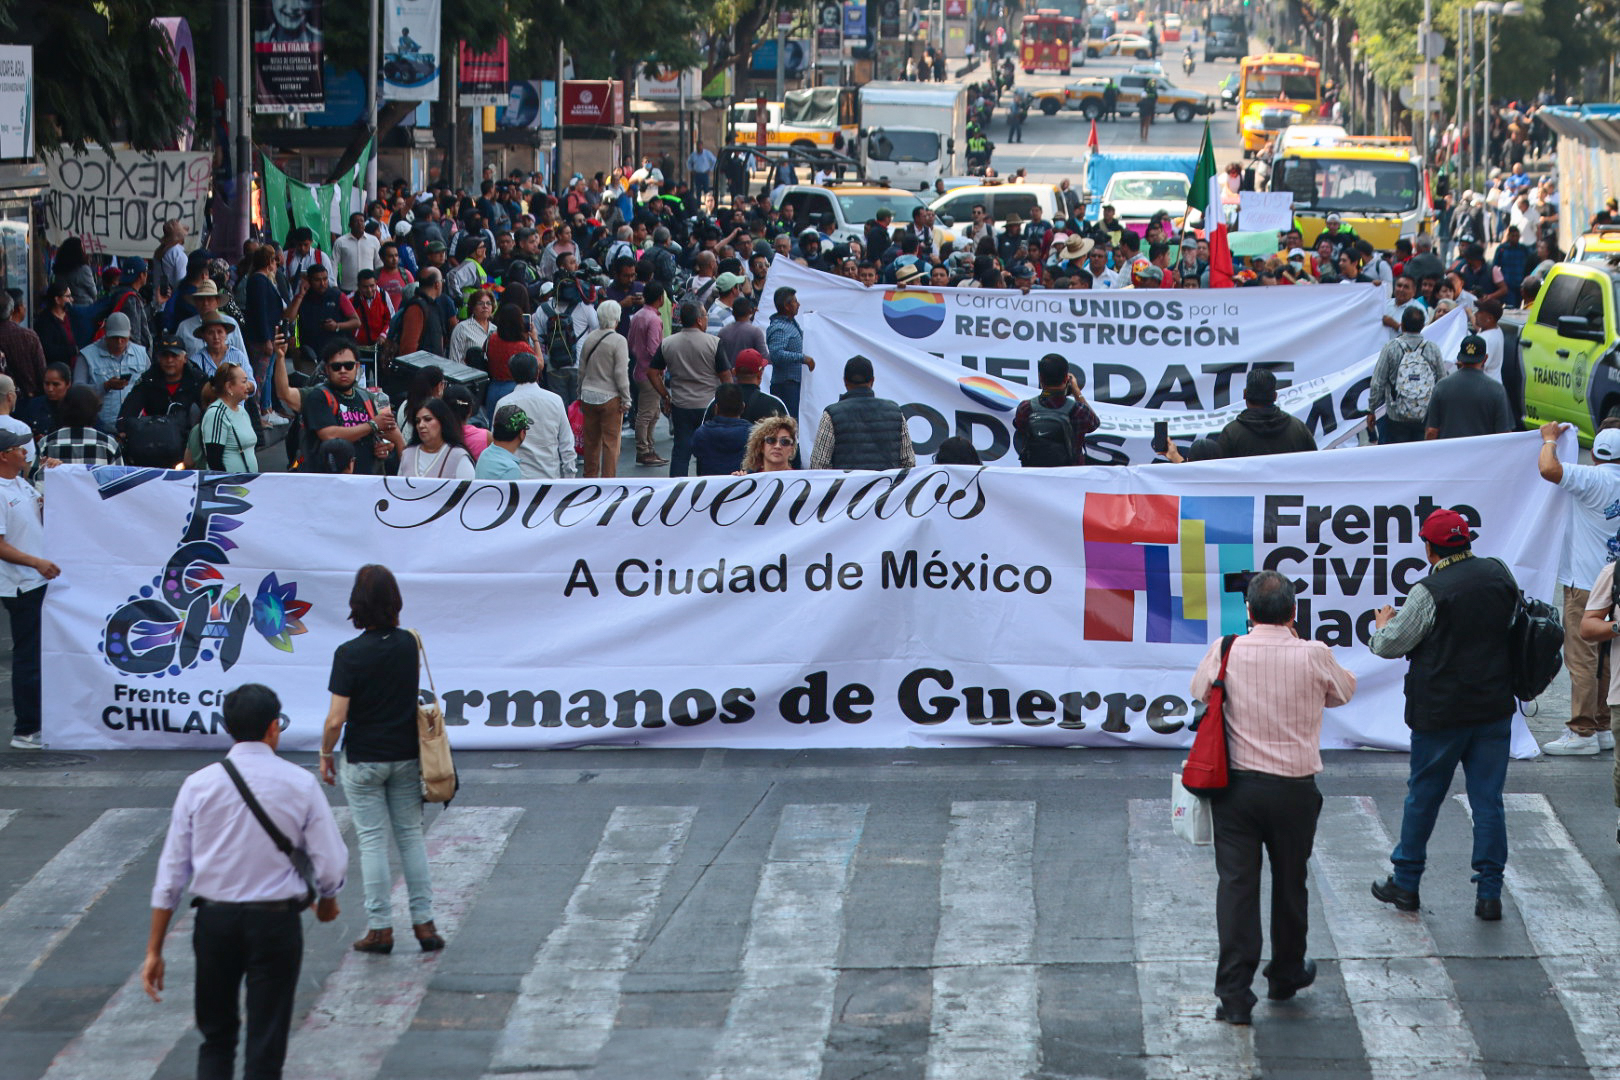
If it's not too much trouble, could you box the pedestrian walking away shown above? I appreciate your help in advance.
[1369,509,1519,922]
[1191,571,1356,1026]
[144,683,347,1080]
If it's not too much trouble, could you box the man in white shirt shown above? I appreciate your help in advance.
[1474,298,1506,382]
[0,376,35,467]
[0,428,58,748]
[495,353,576,479]
[687,141,717,201]
[1381,274,1424,339]
[175,279,248,357]
[706,272,746,333]
[333,212,382,293]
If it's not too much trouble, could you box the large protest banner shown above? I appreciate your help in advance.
[43,436,1563,756]
[768,258,1391,410]
[798,310,1471,465]
[251,0,325,112]
[43,149,210,257]
[383,0,442,102]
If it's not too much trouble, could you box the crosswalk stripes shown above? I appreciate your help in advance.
[1312,796,1486,1080]
[484,805,697,1077]
[704,803,868,1080]
[1128,799,1259,1080]
[1462,792,1620,1079]
[8,791,1620,1077]
[39,809,355,1080]
[0,808,168,1013]
[926,801,1039,1080]
[281,806,523,1080]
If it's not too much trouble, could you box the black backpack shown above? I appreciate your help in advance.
[1017,397,1079,467]
[124,413,187,468]
[1496,559,1564,701]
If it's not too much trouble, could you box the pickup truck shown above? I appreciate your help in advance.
[1517,261,1620,442]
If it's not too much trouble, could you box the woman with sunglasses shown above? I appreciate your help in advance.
[736,416,798,474]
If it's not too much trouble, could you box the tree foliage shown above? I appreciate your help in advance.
[0,0,190,152]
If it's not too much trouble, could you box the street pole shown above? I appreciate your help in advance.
[776,16,787,101]
[555,35,565,188]
[1454,6,1464,178]
[1465,8,1475,187]
[367,0,378,201]
[1419,0,1431,168]
[1481,6,1492,185]
[236,0,251,245]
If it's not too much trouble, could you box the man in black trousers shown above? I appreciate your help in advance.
[144,684,348,1079]
[1190,572,1357,1024]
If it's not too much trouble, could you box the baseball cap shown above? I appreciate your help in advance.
[424,240,447,254]
[733,348,768,375]
[1458,334,1488,363]
[714,272,747,292]
[1326,212,1342,223]
[119,256,147,283]
[1594,429,1620,461]
[1419,508,1474,548]
[103,312,131,339]
[157,335,187,355]
[494,404,533,441]
[1287,247,1307,260]
[0,429,30,452]
[1130,263,1163,287]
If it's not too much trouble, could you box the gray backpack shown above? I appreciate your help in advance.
[1390,340,1436,422]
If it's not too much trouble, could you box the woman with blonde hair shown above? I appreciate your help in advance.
[199,362,260,472]
[737,416,798,474]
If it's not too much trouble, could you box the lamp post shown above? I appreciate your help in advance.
[1475,0,1524,186]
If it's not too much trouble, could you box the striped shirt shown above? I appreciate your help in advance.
[1190,624,1357,777]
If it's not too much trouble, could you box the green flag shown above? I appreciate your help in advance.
[1187,120,1217,214]
[288,182,324,248]
[261,156,290,245]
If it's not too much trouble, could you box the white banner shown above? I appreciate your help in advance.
[383,0,442,102]
[768,258,1392,410]
[0,45,33,160]
[43,148,210,257]
[43,441,1565,756]
[797,309,1470,466]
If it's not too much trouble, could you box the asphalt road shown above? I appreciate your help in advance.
[6,39,1619,1080]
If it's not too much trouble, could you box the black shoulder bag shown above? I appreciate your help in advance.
[220,759,317,910]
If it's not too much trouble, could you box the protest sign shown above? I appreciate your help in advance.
[44,148,210,257]
[43,436,1562,757]
[767,258,1390,410]
[1238,191,1294,233]
[251,0,325,112]
[796,309,1470,465]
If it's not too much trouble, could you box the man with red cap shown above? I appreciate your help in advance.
[703,347,786,426]
[1368,507,1520,922]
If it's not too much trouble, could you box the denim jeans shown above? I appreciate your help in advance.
[1390,717,1512,899]
[341,757,434,929]
[485,379,516,413]
[669,406,706,477]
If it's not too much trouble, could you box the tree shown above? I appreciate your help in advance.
[0,0,189,152]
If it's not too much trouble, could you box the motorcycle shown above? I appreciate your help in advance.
[1182,49,1195,77]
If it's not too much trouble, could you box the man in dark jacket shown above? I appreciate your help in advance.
[118,336,205,442]
[1369,509,1519,922]
[691,384,752,474]
[808,356,916,471]
[1213,370,1315,457]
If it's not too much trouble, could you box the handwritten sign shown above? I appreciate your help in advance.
[44,148,210,257]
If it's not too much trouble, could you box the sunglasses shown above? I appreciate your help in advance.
[328,361,357,371]
[764,436,795,447]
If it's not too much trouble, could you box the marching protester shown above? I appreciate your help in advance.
[199,362,261,473]
[1211,370,1315,458]
[648,303,733,477]
[497,353,575,479]
[1536,422,1620,755]
[1367,308,1446,445]
[475,404,531,480]
[1370,509,1519,921]
[1013,355,1100,467]
[807,356,915,471]
[400,397,476,480]
[319,565,442,956]
[0,427,57,750]
[1423,336,1515,439]
[737,416,799,474]
[144,684,347,1074]
[575,299,632,478]
[1192,571,1356,1024]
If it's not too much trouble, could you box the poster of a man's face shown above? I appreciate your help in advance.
[256,0,322,45]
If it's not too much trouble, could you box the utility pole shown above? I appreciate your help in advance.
[235,0,251,245]
[777,10,788,101]
[1465,7,1475,185]
[1419,0,1431,169]
[367,0,378,200]
[555,35,565,187]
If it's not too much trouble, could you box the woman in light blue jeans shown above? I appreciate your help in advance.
[319,564,443,955]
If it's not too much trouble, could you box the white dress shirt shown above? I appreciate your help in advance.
[151,741,348,909]
[495,381,577,479]
[334,232,382,293]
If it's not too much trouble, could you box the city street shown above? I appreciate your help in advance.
[6,30,1620,1080]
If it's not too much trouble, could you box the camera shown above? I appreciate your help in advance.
[1223,571,1257,594]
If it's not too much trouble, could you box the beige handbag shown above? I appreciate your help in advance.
[409,630,458,803]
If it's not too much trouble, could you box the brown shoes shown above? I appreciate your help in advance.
[637,454,669,467]
[352,928,393,954]
[413,921,445,952]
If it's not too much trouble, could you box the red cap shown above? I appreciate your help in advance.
[1419,508,1474,548]
[734,348,768,375]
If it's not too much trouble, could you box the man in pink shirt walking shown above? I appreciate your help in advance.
[1191,570,1357,1026]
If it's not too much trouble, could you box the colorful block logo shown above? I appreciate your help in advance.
[882,289,947,339]
[1082,493,1254,643]
[957,375,1021,412]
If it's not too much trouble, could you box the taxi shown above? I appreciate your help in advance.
[1572,225,1620,265]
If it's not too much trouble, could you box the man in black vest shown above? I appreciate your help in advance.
[1368,508,1519,922]
[807,356,916,471]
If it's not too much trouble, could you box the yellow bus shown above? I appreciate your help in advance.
[1237,53,1321,156]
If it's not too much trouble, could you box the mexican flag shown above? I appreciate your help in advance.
[1186,121,1232,288]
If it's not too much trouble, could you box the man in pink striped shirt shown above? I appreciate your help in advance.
[1190,570,1357,1025]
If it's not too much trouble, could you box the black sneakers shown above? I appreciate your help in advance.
[1371,876,1421,912]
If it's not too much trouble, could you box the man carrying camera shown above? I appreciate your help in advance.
[1191,571,1356,1025]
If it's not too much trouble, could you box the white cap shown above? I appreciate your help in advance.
[1595,429,1620,461]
